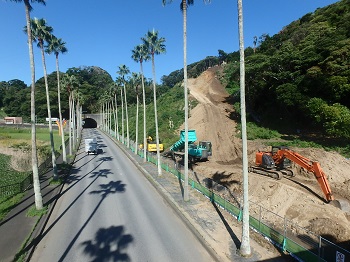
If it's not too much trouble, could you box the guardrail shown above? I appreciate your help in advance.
[108,130,350,262]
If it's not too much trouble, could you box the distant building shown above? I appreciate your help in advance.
[4,117,23,124]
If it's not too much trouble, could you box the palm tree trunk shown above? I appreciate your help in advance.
[183,0,189,201]
[140,62,147,162]
[135,94,139,155]
[123,83,130,148]
[112,97,116,137]
[114,93,119,140]
[102,103,105,131]
[237,0,251,256]
[25,2,42,210]
[56,55,67,163]
[72,94,76,150]
[108,101,110,132]
[121,88,124,144]
[77,101,81,143]
[69,93,73,155]
[40,44,58,180]
[151,54,162,176]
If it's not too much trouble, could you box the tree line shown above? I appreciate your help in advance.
[222,0,350,139]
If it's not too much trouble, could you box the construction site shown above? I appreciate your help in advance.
[167,66,350,258]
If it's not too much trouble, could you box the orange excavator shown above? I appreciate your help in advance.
[249,146,334,203]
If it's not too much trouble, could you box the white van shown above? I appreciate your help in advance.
[85,138,98,155]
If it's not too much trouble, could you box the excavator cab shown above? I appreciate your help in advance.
[199,141,212,156]
[272,146,292,169]
[255,151,275,169]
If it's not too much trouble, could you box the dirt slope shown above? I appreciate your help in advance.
[183,66,350,245]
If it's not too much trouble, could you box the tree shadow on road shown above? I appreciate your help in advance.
[81,225,133,262]
[58,180,126,261]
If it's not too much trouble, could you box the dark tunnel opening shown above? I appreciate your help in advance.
[83,118,98,128]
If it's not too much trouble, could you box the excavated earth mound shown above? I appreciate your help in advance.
[181,66,350,248]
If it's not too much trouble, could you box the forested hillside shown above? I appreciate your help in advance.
[0,66,169,123]
[222,0,350,139]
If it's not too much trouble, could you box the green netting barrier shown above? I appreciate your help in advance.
[285,238,322,262]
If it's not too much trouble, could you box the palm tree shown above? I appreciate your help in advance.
[130,72,142,155]
[61,74,79,155]
[163,0,209,198]
[112,84,120,141]
[100,94,108,132]
[9,0,46,210]
[142,29,166,176]
[107,83,119,140]
[237,0,251,256]
[116,65,130,147]
[75,91,84,144]
[115,78,125,144]
[46,36,68,163]
[253,36,257,54]
[25,17,58,180]
[131,44,150,162]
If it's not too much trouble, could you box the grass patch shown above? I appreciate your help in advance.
[235,122,350,158]
[237,122,281,140]
[49,177,64,185]
[0,193,25,221]
[266,139,322,149]
[26,205,48,218]
[0,126,67,151]
[57,162,72,175]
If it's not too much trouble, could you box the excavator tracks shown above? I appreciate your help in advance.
[248,166,295,180]
[280,169,295,177]
[248,166,283,180]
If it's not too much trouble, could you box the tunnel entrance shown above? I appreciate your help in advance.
[83,118,97,128]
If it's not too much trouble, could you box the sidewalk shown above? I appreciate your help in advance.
[0,155,64,262]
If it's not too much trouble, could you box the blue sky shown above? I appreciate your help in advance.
[0,0,340,86]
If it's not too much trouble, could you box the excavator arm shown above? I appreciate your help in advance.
[274,149,334,202]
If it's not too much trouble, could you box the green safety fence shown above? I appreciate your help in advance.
[145,153,345,262]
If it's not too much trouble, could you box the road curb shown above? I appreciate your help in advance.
[104,132,224,262]
[24,181,65,262]
[24,158,76,261]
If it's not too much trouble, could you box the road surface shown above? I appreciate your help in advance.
[31,128,214,261]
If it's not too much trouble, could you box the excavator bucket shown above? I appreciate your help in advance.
[330,199,350,215]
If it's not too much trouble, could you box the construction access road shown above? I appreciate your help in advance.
[30,128,214,262]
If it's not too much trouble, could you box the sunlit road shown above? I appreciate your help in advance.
[31,128,214,261]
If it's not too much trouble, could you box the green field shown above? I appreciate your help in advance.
[0,126,68,220]
[0,126,64,150]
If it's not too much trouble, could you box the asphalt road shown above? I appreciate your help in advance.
[31,128,214,261]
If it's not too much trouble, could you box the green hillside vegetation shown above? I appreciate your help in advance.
[222,0,350,140]
[125,83,198,149]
